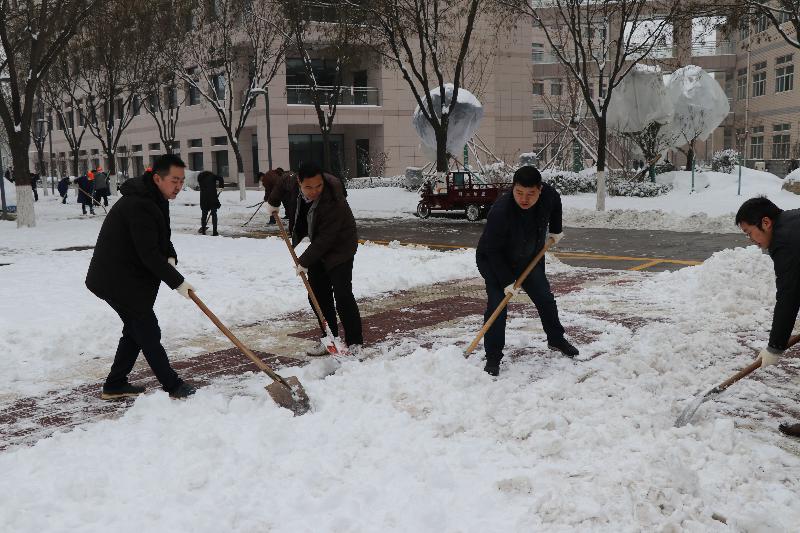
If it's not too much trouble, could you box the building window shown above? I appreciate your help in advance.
[211,74,225,101]
[133,95,141,116]
[116,98,124,120]
[776,55,794,92]
[755,14,768,33]
[750,126,764,159]
[132,144,143,152]
[189,152,204,170]
[752,66,766,97]
[737,68,748,99]
[57,112,65,130]
[773,124,791,159]
[724,127,733,149]
[531,43,544,62]
[148,93,159,111]
[211,136,228,146]
[148,142,161,151]
[188,138,203,148]
[188,83,200,105]
[532,82,543,95]
[739,20,750,40]
[167,86,178,109]
[213,150,229,177]
[532,109,545,120]
[550,82,562,96]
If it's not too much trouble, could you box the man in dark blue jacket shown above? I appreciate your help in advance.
[476,166,578,376]
[86,154,197,400]
[736,197,800,437]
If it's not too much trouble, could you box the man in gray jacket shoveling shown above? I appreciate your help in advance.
[736,196,800,437]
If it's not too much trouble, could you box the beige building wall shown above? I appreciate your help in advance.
[39,17,538,184]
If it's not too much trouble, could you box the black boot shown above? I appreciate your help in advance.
[548,338,579,357]
[779,422,800,437]
[101,381,146,400]
[169,381,197,399]
[198,227,206,235]
[484,353,502,377]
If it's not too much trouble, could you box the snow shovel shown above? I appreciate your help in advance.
[674,334,800,427]
[465,237,555,358]
[188,290,310,416]
[274,216,347,356]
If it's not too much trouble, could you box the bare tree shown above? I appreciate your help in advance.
[498,0,680,210]
[278,0,363,175]
[77,0,154,195]
[736,1,800,48]
[41,51,90,177]
[0,0,103,227]
[174,0,288,200]
[353,0,495,172]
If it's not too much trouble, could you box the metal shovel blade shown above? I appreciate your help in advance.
[675,388,719,428]
[266,375,311,416]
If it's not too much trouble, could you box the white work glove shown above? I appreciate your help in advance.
[504,283,521,297]
[175,281,195,299]
[295,264,308,277]
[266,203,280,217]
[167,257,176,266]
[548,232,564,246]
[759,348,782,368]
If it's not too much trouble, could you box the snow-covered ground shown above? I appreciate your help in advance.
[2,187,800,531]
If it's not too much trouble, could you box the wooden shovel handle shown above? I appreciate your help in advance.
[465,237,555,358]
[188,290,289,387]
[274,216,330,333]
[715,334,800,393]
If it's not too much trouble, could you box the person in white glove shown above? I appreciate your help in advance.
[85,154,197,400]
[475,165,579,377]
[295,264,308,277]
[548,232,564,246]
[736,196,800,436]
[175,280,196,299]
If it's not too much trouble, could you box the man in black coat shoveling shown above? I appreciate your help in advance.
[86,154,197,400]
[197,170,224,235]
[736,196,800,437]
[476,166,578,377]
[267,163,363,356]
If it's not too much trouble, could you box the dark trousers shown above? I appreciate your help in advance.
[201,208,218,233]
[104,299,181,392]
[307,258,363,345]
[481,261,565,363]
[81,200,95,214]
[94,188,109,206]
[31,185,38,201]
[60,193,68,204]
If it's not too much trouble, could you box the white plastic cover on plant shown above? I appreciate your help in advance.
[663,65,729,144]
[412,83,483,157]
[607,64,673,133]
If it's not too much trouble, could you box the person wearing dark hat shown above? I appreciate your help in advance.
[196,170,224,235]
[476,165,578,377]
[86,154,197,400]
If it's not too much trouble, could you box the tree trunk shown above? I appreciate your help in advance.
[322,129,332,172]
[435,128,448,172]
[37,150,49,196]
[11,138,35,228]
[71,149,80,177]
[595,120,607,212]
[106,148,118,195]
[685,146,694,171]
[233,143,246,201]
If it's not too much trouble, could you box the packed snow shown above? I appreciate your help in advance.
[1,189,800,531]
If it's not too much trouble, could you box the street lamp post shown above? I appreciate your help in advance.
[251,87,273,172]
[48,116,55,195]
[35,117,49,196]
[0,151,7,219]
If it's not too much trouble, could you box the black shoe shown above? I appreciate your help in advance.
[548,338,579,357]
[198,227,206,235]
[101,382,146,400]
[779,422,800,437]
[212,231,219,236]
[169,382,196,399]
[484,362,499,377]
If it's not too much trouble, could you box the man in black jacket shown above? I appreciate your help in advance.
[267,164,363,355]
[197,170,224,235]
[86,154,197,400]
[736,197,800,437]
[476,166,578,376]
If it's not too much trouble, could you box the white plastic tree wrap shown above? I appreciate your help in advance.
[412,84,484,157]
[662,65,730,147]
[607,64,673,133]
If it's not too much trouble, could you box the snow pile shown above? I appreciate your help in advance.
[412,84,483,156]
[1,247,800,530]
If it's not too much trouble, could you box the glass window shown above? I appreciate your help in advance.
[532,82,543,95]
[550,82,562,96]
[776,64,794,92]
[189,152,204,171]
[752,71,766,97]
[531,43,544,62]
[750,136,764,159]
[188,138,203,148]
[773,133,790,159]
[737,75,747,99]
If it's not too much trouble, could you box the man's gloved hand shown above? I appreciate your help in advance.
[295,264,309,277]
[266,203,280,217]
[548,232,564,246]
[504,283,521,297]
[167,257,176,266]
[176,281,195,299]
[759,348,782,368]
